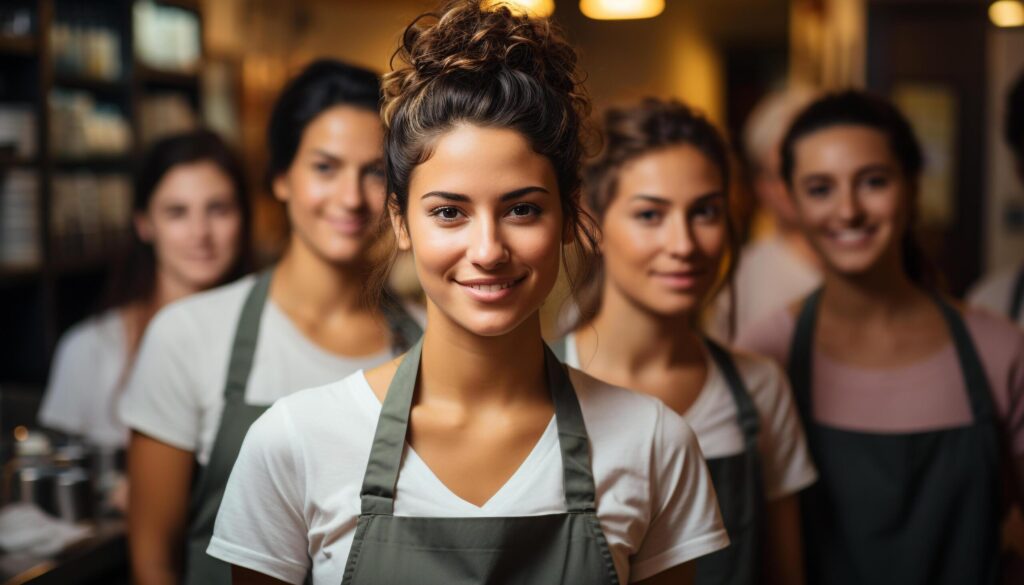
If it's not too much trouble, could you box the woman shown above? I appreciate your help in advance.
[736,90,1024,585]
[208,3,728,584]
[118,60,423,585]
[554,98,816,585]
[40,129,250,450]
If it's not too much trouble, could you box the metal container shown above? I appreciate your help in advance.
[8,464,58,516]
[54,467,93,523]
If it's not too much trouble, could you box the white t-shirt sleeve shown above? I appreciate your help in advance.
[39,325,94,434]
[751,358,818,499]
[117,306,205,451]
[208,401,310,584]
[629,407,729,582]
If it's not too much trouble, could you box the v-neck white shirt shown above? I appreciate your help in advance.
[562,334,817,500]
[209,368,729,584]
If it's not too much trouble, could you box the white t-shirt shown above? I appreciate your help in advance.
[563,334,817,500]
[40,309,129,447]
[119,275,397,465]
[969,264,1024,328]
[208,368,730,585]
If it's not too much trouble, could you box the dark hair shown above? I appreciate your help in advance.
[373,0,597,304]
[106,129,251,311]
[1008,69,1024,159]
[580,98,739,328]
[780,90,939,289]
[266,58,382,186]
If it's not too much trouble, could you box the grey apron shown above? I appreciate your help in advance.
[551,336,764,585]
[790,289,1001,585]
[696,338,764,585]
[184,269,423,585]
[341,339,620,585]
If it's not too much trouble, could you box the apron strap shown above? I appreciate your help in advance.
[549,336,569,362]
[787,288,822,422]
[930,293,996,424]
[705,337,760,448]
[359,340,599,515]
[380,295,424,354]
[223,270,274,400]
[1010,264,1024,322]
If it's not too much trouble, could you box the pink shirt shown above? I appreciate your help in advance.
[736,307,1024,457]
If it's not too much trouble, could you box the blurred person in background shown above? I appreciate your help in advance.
[970,69,1024,328]
[737,90,1024,585]
[553,98,815,585]
[709,87,821,340]
[38,129,251,508]
[118,60,422,585]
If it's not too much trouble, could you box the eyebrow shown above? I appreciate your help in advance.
[312,149,341,163]
[631,192,723,205]
[421,186,549,202]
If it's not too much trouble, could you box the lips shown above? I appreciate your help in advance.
[826,226,877,246]
[325,215,368,235]
[455,275,527,302]
[650,269,706,290]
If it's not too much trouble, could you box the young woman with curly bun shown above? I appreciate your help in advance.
[209,2,729,584]
[553,98,816,585]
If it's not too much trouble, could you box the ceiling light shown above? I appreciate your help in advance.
[580,0,664,20]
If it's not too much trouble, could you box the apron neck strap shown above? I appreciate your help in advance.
[788,287,994,424]
[359,340,598,516]
[1010,264,1024,322]
[704,337,760,447]
[223,270,274,400]
[929,292,995,423]
[380,295,424,354]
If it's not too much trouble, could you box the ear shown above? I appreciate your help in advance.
[272,174,290,203]
[389,200,412,251]
[134,211,154,243]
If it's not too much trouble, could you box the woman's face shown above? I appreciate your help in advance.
[136,160,242,291]
[273,105,386,265]
[599,145,727,317]
[398,124,564,337]
[789,125,911,277]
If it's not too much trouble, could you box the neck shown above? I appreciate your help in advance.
[272,236,369,316]
[820,254,923,321]
[420,305,548,407]
[151,268,201,312]
[582,281,705,374]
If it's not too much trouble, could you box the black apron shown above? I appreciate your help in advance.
[184,269,423,585]
[551,336,765,585]
[341,338,620,584]
[789,289,1001,585]
[1010,264,1024,322]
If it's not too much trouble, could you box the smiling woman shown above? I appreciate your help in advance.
[207,2,729,585]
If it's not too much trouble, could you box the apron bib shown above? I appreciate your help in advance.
[341,339,620,585]
[184,269,423,585]
[789,289,1001,585]
[695,339,765,585]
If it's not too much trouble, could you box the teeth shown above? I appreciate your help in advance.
[833,229,870,243]
[469,281,515,292]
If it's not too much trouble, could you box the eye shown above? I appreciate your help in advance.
[163,205,187,219]
[313,160,336,175]
[208,201,236,216]
[429,206,463,222]
[506,203,540,221]
[634,209,663,224]
[691,201,722,222]
[863,174,890,190]
[805,182,831,198]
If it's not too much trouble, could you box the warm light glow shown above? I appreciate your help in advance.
[580,0,664,20]
[485,0,556,18]
[990,0,1024,27]
[13,426,28,441]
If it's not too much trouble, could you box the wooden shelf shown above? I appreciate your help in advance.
[136,64,201,89]
[54,155,132,171]
[153,0,201,12]
[0,153,38,168]
[0,264,43,286]
[53,73,130,97]
[0,35,37,57]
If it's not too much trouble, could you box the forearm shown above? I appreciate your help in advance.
[764,494,806,585]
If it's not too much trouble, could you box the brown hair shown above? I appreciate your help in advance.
[370,0,598,305]
[579,98,741,331]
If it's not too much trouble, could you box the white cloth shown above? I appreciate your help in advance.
[40,310,129,447]
[118,275,396,465]
[709,236,821,342]
[208,368,730,585]
[563,334,817,500]
[0,503,92,556]
[969,264,1024,328]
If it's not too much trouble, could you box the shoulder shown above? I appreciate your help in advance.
[146,275,256,339]
[263,370,379,435]
[733,306,797,365]
[962,307,1024,368]
[724,347,791,402]
[968,266,1019,314]
[53,309,124,367]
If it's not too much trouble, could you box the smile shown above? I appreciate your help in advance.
[455,275,527,302]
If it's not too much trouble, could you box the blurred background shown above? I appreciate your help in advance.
[0,0,1022,580]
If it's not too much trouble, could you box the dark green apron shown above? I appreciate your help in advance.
[550,336,764,585]
[696,338,764,585]
[789,289,1001,585]
[341,339,620,585]
[184,269,423,585]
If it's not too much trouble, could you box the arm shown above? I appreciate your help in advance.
[233,566,291,585]
[127,431,195,585]
[764,494,806,585]
[636,561,695,585]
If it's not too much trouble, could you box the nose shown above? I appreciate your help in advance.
[837,186,864,223]
[336,168,366,211]
[189,209,214,242]
[467,216,510,269]
[666,212,697,258]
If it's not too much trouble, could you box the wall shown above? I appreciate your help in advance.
[985,28,1024,273]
